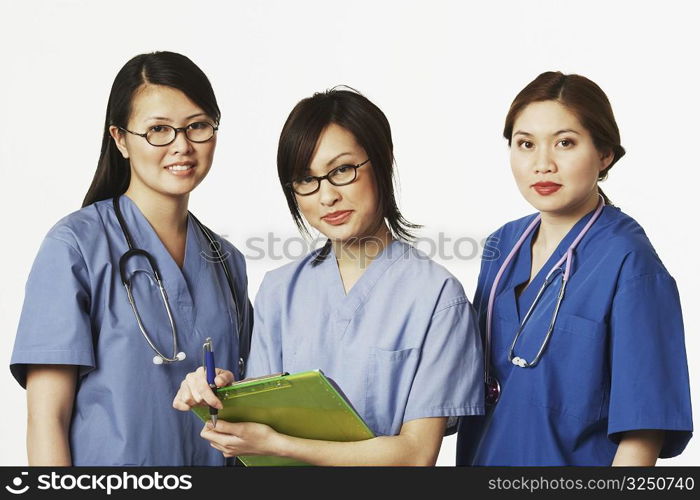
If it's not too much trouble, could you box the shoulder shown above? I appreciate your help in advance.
[258,246,326,294]
[388,241,471,312]
[587,206,671,279]
[43,200,111,255]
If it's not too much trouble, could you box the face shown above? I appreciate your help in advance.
[510,100,612,216]
[110,84,217,199]
[294,123,381,241]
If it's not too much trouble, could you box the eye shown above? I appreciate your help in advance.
[150,125,168,133]
[517,140,534,149]
[335,165,353,174]
[558,138,575,148]
[189,121,209,130]
[298,176,316,185]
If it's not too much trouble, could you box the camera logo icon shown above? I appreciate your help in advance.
[5,472,29,495]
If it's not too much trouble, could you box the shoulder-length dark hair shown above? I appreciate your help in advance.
[277,87,419,250]
[503,71,625,205]
[82,51,221,207]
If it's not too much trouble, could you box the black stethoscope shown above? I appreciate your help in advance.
[113,197,249,376]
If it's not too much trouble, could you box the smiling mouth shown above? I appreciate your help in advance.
[165,164,195,172]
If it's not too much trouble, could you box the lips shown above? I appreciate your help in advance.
[164,162,196,176]
[321,210,353,225]
[532,182,562,196]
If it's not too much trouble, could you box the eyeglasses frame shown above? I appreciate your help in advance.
[118,121,219,147]
[287,158,370,196]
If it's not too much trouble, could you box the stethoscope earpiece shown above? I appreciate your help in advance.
[153,355,164,365]
[176,352,186,361]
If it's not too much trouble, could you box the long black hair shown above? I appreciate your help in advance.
[82,51,220,207]
[277,87,420,247]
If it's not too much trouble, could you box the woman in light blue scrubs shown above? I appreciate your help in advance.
[10,52,252,465]
[174,88,484,465]
[457,72,693,466]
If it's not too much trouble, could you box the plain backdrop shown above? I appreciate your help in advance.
[1,0,697,466]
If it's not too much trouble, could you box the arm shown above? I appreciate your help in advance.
[202,417,447,466]
[26,365,77,466]
[612,430,665,466]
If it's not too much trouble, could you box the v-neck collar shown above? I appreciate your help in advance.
[323,239,409,324]
[497,208,601,322]
[116,195,202,307]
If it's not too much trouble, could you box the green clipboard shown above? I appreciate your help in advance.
[191,369,375,466]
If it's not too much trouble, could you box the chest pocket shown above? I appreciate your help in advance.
[529,313,608,422]
[364,346,419,436]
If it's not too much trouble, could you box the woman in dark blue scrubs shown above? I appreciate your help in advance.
[457,71,693,466]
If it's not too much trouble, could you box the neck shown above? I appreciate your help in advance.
[332,222,393,271]
[536,190,601,252]
[124,186,189,236]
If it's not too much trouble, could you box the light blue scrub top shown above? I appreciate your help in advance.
[11,195,252,466]
[247,239,484,437]
[457,205,693,465]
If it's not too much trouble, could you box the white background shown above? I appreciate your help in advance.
[1,0,698,466]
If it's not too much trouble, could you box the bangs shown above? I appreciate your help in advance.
[280,99,335,183]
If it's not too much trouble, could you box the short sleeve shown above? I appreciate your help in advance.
[10,236,95,388]
[403,296,485,435]
[608,273,693,458]
[245,274,283,378]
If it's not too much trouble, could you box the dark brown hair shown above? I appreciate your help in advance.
[82,51,220,207]
[277,87,419,248]
[503,71,625,205]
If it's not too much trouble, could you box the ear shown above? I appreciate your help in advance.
[109,126,130,159]
[599,149,614,172]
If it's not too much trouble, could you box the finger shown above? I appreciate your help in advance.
[172,381,196,411]
[189,370,224,409]
[214,369,235,387]
[206,419,243,436]
[186,373,221,409]
[172,397,191,411]
[209,442,235,457]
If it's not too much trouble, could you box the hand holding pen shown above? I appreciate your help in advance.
[171,345,235,414]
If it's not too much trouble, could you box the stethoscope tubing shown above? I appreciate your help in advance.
[484,196,605,387]
[112,197,246,370]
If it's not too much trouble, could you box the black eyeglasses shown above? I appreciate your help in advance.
[287,159,370,196]
[119,121,218,147]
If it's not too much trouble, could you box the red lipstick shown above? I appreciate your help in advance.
[532,182,562,196]
[321,210,353,225]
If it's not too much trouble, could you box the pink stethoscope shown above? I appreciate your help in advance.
[484,196,605,406]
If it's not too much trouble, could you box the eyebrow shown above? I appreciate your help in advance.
[513,128,581,137]
[303,152,355,175]
[325,152,353,167]
[144,113,208,122]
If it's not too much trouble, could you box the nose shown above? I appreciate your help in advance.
[318,178,341,207]
[169,128,194,155]
[534,147,557,174]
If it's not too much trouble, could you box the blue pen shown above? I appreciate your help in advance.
[203,337,218,427]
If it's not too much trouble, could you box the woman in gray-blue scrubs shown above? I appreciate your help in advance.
[174,88,484,465]
[10,51,252,465]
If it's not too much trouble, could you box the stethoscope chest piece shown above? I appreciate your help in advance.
[153,352,186,365]
[485,377,501,406]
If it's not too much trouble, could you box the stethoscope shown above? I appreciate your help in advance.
[484,196,605,406]
[113,197,249,374]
